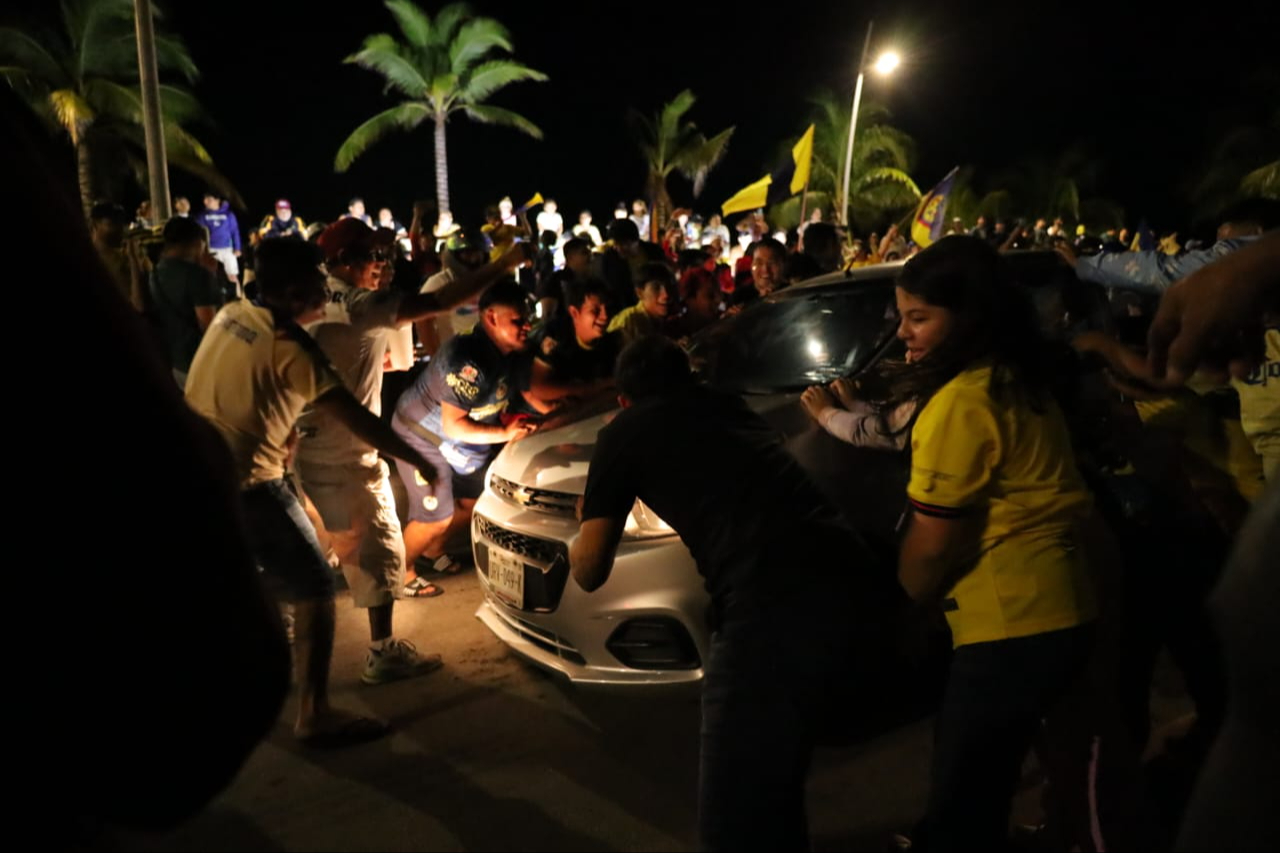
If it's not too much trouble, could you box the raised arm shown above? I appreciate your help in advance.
[394,244,525,325]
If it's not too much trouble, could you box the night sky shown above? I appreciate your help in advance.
[14,0,1280,235]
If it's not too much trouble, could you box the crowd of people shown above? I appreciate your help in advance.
[78,160,1278,852]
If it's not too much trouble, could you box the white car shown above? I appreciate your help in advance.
[471,252,1100,686]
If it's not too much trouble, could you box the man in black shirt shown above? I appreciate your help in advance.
[571,336,901,851]
[534,277,620,384]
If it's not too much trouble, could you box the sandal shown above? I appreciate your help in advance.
[298,715,390,749]
[414,554,466,575]
[403,576,444,598]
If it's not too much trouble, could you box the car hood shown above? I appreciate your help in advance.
[488,411,615,495]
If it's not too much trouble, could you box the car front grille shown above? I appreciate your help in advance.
[489,474,578,517]
[473,514,570,612]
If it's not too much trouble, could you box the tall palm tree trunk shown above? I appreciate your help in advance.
[76,134,94,220]
[433,118,450,215]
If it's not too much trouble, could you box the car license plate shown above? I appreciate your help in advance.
[488,548,524,609]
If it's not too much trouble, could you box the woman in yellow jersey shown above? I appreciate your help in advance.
[892,237,1098,850]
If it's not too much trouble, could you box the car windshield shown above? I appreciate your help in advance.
[690,282,897,394]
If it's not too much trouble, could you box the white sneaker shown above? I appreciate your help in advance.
[362,639,443,685]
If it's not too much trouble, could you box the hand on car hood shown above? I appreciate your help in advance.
[489,411,615,494]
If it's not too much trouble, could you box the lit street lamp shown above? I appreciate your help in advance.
[840,22,899,227]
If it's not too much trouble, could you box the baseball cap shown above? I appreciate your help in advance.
[275,199,291,209]
[317,218,377,261]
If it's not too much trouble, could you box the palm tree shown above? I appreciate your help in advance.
[787,90,919,233]
[1186,109,1280,220]
[629,90,734,241]
[335,0,547,215]
[0,0,234,217]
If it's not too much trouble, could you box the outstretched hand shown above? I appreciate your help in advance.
[800,385,837,421]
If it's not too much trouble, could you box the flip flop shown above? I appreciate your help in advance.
[299,715,390,749]
[415,554,467,576]
[403,576,444,598]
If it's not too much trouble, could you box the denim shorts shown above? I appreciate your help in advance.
[241,479,335,602]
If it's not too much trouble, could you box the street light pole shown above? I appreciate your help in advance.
[134,0,171,222]
[840,20,874,228]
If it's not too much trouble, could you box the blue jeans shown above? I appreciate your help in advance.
[921,623,1096,851]
[240,479,335,602]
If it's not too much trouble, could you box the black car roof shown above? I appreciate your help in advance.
[777,249,1067,298]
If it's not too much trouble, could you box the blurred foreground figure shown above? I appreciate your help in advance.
[3,92,289,839]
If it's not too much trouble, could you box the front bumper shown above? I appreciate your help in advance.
[471,492,710,686]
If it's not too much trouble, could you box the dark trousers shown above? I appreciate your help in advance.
[921,624,1095,852]
[697,589,883,853]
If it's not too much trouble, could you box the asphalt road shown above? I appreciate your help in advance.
[127,568,1192,852]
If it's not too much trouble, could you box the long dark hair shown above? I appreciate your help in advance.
[865,236,1053,420]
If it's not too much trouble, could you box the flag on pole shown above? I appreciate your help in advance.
[909,167,959,249]
[721,125,815,216]
[517,192,544,213]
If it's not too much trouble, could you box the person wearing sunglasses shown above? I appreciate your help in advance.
[292,218,529,682]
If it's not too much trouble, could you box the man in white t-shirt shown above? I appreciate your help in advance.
[535,198,564,239]
[185,238,439,746]
[416,226,515,356]
[573,209,603,247]
[295,219,528,678]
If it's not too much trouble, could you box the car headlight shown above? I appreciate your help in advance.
[622,500,677,541]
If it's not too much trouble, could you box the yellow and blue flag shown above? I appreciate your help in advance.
[721,125,814,216]
[910,167,958,249]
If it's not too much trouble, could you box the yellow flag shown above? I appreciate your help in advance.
[789,124,814,195]
[722,125,816,217]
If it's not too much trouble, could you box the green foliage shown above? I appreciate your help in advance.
[336,0,547,212]
[0,0,232,209]
[803,90,920,232]
[629,90,734,236]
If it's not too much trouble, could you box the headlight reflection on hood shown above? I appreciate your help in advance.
[622,500,677,541]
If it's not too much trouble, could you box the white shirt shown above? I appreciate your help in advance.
[573,223,603,246]
[295,276,403,466]
[536,211,564,236]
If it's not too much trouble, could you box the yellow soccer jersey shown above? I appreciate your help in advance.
[907,364,1097,647]
[1232,327,1280,481]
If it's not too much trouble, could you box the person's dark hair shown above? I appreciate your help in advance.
[90,200,128,224]
[753,237,786,262]
[615,335,694,402]
[580,209,592,219]
[254,238,323,302]
[784,252,821,282]
[563,277,610,310]
[539,230,558,249]
[478,279,529,312]
[348,196,363,208]
[562,237,590,259]
[162,215,207,247]
[483,204,500,222]
[607,218,640,244]
[679,266,718,301]
[637,262,674,291]
[676,248,709,273]
[803,223,839,257]
[869,235,1052,418]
